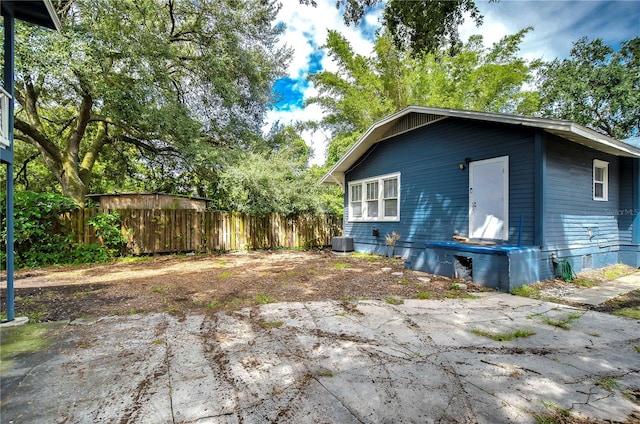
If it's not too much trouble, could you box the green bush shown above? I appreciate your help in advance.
[1,191,78,268]
[88,211,128,258]
[0,191,115,268]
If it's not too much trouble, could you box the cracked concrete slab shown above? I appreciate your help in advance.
[1,293,639,423]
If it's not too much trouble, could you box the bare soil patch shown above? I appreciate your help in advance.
[1,250,488,322]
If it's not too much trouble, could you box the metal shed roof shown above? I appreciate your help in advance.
[320,106,640,185]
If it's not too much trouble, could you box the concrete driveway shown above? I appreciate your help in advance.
[2,293,639,423]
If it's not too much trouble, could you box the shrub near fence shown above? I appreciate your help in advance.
[63,209,343,255]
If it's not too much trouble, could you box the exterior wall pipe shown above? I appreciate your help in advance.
[3,12,16,321]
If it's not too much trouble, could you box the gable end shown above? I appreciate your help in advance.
[381,113,445,140]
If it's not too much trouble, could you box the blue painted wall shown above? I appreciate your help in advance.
[541,135,629,278]
[341,117,639,283]
[343,118,536,258]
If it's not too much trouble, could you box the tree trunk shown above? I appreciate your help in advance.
[60,156,88,207]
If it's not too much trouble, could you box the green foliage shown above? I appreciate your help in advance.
[613,307,640,320]
[541,313,583,330]
[11,0,289,204]
[538,37,640,139]
[0,191,116,268]
[308,28,540,166]
[511,285,541,299]
[471,328,536,342]
[211,127,335,215]
[311,0,483,56]
[88,212,128,258]
[0,191,76,268]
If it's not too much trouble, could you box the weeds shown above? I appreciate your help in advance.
[416,291,432,299]
[541,312,583,330]
[351,252,379,261]
[511,285,541,298]
[572,278,598,288]
[535,399,572,423]
[613,307,640,319]
[385,296,404,305]
[255,293,277,304]
[471,328,536,341]
[259,320,283,329]
[595,377,619,392]
[333,261,350,270]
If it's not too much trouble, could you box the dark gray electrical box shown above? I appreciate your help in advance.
[332,236,354,252]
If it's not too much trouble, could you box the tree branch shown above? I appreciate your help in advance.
[120,135,180,156]
[89,114,156,141]
[14,118,62,162]
[66,93,93,159]
[79,121,108,185]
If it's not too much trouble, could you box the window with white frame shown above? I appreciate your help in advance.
[0,87,10,148]
[593,159,608,201]
[348,173,400,221]
[350,184,362,218]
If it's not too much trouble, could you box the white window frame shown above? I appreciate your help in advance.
[348,172,400,222]
[0,87,11,149]
[593,159,608,201]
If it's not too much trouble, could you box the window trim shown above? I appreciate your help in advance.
[593,159,608,201]
[348,172,400,222]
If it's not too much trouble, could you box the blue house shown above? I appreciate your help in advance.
[320,106,640,291]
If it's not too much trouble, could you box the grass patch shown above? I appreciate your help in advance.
[206,300,220,309]
[0,321,66,372]
[613,307,640,319]
[259,320,283,329]
[634,346,640,354]
[416,291,432,300]
[572,278,598,288]
[541,312,583,330]
[217,270,232,278]
[351,252,380,261]
[398,278,409,285]
[595,377,619,392]
[511,285,540,298]
[333,261,350,270]
[471,328,536,342]
[255,293,277,304]
[224,298,247,310]
[463,293,481,299]
[385,296,404,305]
[150,285,177,294]
[604,263,628,280]
[152,339,164,345]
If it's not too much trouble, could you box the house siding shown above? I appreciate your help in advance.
[343,118,536,258]
[618,157,640,267]
[542,135,623,278]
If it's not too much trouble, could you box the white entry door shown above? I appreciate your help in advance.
[469,156,509,240]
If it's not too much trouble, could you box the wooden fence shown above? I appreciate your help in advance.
[63,209,343,254]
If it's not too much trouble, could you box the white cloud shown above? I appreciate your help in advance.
[266,0,380,165]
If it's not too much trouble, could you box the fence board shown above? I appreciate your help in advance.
[64,209,341,254]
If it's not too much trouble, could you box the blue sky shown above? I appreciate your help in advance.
[266,0,640,165]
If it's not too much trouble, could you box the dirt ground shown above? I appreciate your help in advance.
[1,249,638,323]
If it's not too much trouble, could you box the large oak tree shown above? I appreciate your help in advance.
[7,0,289,205]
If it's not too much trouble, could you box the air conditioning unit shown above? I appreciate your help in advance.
[332,236,354,252]
[0,87,11,149]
